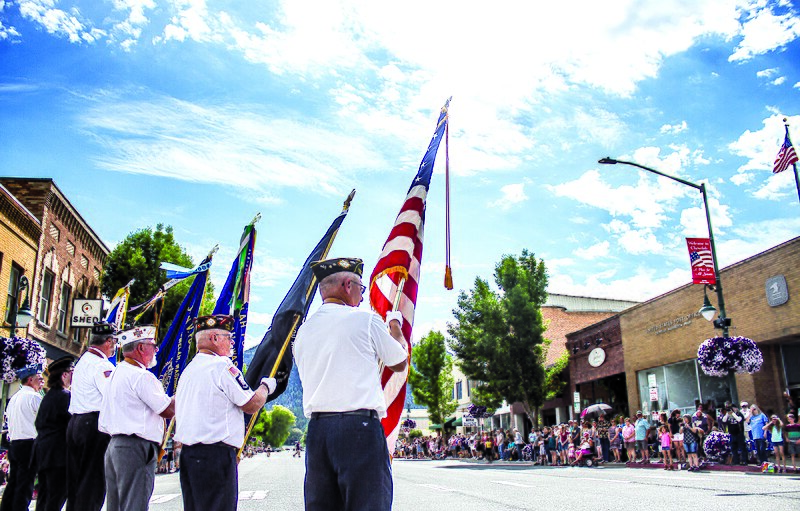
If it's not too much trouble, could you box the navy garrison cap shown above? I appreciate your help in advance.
[310,258,364,280]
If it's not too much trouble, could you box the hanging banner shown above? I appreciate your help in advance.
[686,238,716,285]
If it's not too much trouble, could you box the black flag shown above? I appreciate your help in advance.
[244,192,353,400]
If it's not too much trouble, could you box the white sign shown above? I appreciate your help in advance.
[588,348,606,367]
[648,374,657,388]
[463,417,477,427]
[574,402,580,413]
[71,299,103,328]
[573,392,580,404]
[649,387,659,402]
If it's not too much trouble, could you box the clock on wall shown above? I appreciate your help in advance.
[588,347,606,367]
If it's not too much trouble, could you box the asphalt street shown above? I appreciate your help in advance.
[135,451,800,510]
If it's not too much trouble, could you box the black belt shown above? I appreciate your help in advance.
[311,409,378,420]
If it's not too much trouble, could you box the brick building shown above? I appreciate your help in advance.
[0,178,109,359]
[0,184,41,336]
[617,236,800,419]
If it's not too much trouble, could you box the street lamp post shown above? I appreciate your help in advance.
[598,157,731,337]
[8,275,34,338]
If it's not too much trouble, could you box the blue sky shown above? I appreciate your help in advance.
[2,0,799,347]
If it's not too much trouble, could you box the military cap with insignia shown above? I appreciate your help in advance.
[310,258,364,280]
[92,321,118,337]
[45,356,75,376]
[117,325,157,349]
[195,314,235,333]
[16,364,43,381]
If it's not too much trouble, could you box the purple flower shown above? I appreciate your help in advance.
[697,336,762,377]
[0,337,46,383]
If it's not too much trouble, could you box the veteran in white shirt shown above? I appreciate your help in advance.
[175,314,275,511]
[66,321,117,511]
[0,364,43,511]
[99,326,174,511]
[294,257,407,511]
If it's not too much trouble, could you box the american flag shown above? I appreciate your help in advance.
[369,98,450,452]
[773,127,798,174]
[690,249,714,268]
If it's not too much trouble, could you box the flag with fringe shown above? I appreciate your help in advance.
[369,99,450,451]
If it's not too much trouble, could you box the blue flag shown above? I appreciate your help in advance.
[244,195,353,400]
[150,258,210,396]
[213,223,256,371]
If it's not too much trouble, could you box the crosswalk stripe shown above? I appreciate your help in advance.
[492,480,532,488]
[150,494,180,503]
[418,483,455,492]
[239,490,270,500]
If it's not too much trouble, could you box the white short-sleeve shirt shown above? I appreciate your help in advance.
[69,348,115,414]
[293,303,408,419]
[174,353,255,448]
[6,386,41,441]
[98,360,171,443]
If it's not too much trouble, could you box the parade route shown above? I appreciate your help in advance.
[134,451,800,510]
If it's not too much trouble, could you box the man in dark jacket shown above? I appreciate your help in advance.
[721,402,746,465]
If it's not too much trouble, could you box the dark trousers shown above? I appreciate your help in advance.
[0,439,36,511]
[600,437,610,461]
[35,467,68,511]
[729,432,747,464]
[305,414,392,511]
[66,412,111,511]
[180,443,238,511]
[754,438,768,463]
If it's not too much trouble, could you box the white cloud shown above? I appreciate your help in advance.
[795,82,800,89]
[488,183,528,210]
[574,241,610,260]
[756,67,779,78]
[716,216,800,267]
[772,76,787,85]
[110,0,157,50]
[729,3,800,62]
[78,92,387,196]
[549,266,690,303]
[660,121,688,134]
[17,0,105,43]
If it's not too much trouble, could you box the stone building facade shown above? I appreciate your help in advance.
[0,178,109,358]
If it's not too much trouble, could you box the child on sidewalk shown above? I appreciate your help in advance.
[764,415,787,473]
[659,425,674,470]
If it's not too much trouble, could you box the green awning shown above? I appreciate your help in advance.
[452,418,463,427]
[444,417,457,428]
[429,424,442,430]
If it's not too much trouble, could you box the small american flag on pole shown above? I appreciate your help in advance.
[369,98,450,452]
[773,126,798,174]
[686,238,716,285]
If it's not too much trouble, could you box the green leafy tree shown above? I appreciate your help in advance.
[286,427,304,445]
[407,331,458,426]
[101,224,214,337]
[408,429,423,439]
[448,249,549,425]
[251,405,296,447]
[542,345,570,403]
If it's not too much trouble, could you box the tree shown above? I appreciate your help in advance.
[251,405,296,447]
[542,345,570,403]
[101,224,215,336]
[448,249,549,425]
[407,331,458,426]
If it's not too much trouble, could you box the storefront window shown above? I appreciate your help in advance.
[637,359,736,416]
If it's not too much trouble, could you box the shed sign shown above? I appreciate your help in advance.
[71,299,103,328]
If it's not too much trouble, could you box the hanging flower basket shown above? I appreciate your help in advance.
[703,431,731,461]
[465,404,493,419]
[401,419,417,430]
[0,336,46,384]
[697,336,763,377]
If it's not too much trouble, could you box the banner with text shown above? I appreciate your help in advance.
[686,238,716,285]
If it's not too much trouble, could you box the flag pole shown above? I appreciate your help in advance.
[785,119,800,205]
[237,190,356,461]
[378,278,407,376]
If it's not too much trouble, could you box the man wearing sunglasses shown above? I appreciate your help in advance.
[99,326,175,511]
[294,257,408,511]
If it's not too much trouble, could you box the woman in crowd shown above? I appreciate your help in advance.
[764,415,787,473]
[609,418,622,463]
[591,421,602,460]
[668,409,685,466]
[786,413,800,472]
[34,356,74,511]
[747,404,770,463]
[623,417,636,463]
[558,424,570,466]
[682,414,702,472]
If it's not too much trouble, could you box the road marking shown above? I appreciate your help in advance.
[572,477,630,484]
[418,483,456,492]
[492,480,532,488]
[239,490,269,500]
[150,494,180,503]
